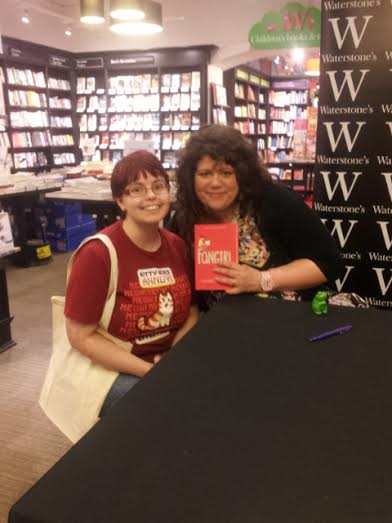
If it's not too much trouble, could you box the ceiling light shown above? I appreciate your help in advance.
[21,11,30,24]
[110,0,145,20]
[80,0,105,24]
[292,48,305,63]
[65,29,72,36]
[110,1,162,34]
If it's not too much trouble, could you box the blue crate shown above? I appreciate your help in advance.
[49,220,96,253]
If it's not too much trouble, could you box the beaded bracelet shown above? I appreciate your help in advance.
[260,270,274,292]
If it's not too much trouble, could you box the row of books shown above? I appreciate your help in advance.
[267,135,294,149]
[269,90,308,107]
[52,134,74,146]
[10,110,49,128]
[49,97,72,110]
[210,84,228,107]
[108,74,159,93]
[7,68,46,88]
[77,77,97,94]
[12,131,51,148]
[77,95,107,113]
[0,132,10,147]
[50,116,73,128]
[268,150,295,163]
[162,150,180,168]
[234,105,266,119]
[14,151,48,168]
[161,131,191,151]
[269,121,295,135]
[161,92,200,112]
[212,108,228,126]
[53,152,76,165]
[234,83,264,103]
[48,78,71,91]
[270,106,307,120]
[109,94,160,113]
[234,120,265,135]
[8,90,47,108]
[77,72,201,95]
[161,112,199,130]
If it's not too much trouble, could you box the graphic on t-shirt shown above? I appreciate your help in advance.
[137,267,175,288]
[137,291,173,331]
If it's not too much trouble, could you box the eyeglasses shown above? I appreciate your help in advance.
[124,179,169,198]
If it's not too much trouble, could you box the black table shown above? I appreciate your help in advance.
[0,186,61,266]
[0,247,19,352]
[8,295,392,523]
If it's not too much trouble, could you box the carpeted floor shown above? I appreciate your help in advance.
[0,253,73,523]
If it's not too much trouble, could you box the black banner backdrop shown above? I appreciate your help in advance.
[314,0,392,308]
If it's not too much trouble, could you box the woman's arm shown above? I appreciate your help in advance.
[66,318,153,378]
[171,305,199,346]
[212,258,326,295]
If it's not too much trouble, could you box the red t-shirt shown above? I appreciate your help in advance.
[65,221,192,362]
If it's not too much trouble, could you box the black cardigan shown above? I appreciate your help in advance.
[169,182,342,305]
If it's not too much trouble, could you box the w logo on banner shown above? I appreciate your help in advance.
[320,171,362,201]
[373,268,392,296]
[321,219,359,248]
[381,173,392,202]
[323,122,365,152]
[326,70,369,102]
[377,221,392,250]
[335,265,355,292]
[386,122,392,135]
[328,16,373,49]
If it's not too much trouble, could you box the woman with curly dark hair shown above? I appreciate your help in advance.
[172,125,342,310]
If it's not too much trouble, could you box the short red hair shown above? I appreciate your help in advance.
[111,150,168,199]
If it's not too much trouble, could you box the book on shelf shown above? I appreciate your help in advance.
[180,73,191,92]
[191,71,201,92]
[170,93,181,111]
[235,83,245,99]
[212,108,227,125]
[162,131,173,150]
[77,77,86,93]
[190,92,200,111]
[161,94,171,111]
[77,96,87,113]
[179,93,190,111]
[170,74,181,92]
[79,114,88,132]
[87,114,97,132]
[211,83,227,106]
[31,131,51,147]
[88,95,99,112]
[194,223,238,290]
[49,97,72,110]
[247,85,256,102]
[50,115,73,128]
[151,74,159,93]
[54,152,75,165]
[161,74,171,92]
[85,77,96,93]
[99,114,108,131]
[0,132,10,148]
[191,114,200,129]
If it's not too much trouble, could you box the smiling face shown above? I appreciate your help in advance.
[194,155,239,222]
[116,172,170,228]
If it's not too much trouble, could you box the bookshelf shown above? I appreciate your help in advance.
[210,83,229,126]
[224,67,270,162]
[224,66,316,196]
[0,38,212,173]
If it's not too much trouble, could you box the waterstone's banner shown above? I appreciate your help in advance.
[313,0,392,308]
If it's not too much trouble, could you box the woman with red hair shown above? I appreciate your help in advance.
[65,150,198,418]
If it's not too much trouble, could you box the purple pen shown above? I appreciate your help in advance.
[309,324,352,342]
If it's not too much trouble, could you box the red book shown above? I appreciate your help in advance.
[194,223,238,291]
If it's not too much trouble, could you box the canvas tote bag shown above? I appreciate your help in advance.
[39,233,132,443]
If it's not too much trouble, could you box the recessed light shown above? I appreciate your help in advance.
[65,29,72,36]
[21,12,30,24]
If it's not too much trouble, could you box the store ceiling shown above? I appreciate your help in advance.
[1,0,321,69]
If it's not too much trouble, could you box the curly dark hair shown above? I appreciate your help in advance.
[175,124,273,246]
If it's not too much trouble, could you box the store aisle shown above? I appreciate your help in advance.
[0,254,73,522]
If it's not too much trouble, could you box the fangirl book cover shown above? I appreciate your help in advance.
[194,223,239,290]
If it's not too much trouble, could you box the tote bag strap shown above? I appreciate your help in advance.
[66,233,118,332]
